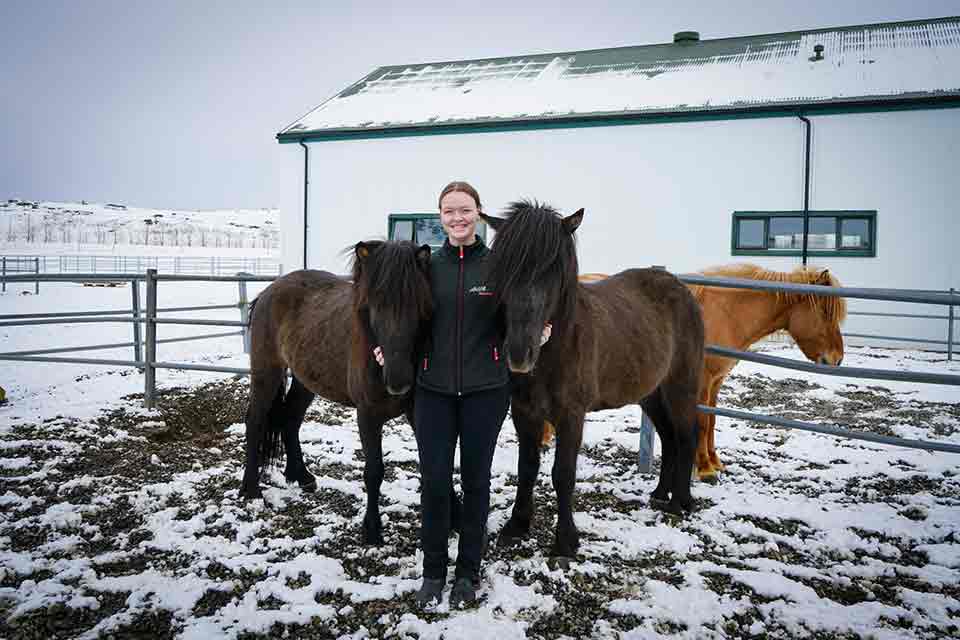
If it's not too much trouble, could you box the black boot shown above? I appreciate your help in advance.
[415,577,445,607]
[449,576,478,608]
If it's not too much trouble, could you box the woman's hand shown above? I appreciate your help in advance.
[540,323,552,346]
[373,346,384,366]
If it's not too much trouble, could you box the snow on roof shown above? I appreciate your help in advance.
[279,17,960,139]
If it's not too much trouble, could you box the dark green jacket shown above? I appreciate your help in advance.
[417,237,509,395]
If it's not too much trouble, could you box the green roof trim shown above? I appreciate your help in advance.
[277,97,960,144]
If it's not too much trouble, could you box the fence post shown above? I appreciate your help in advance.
[637,410,656,473]
[132,278,142,365]
[238,272,251,353]
[144,269,158,409]
[635,263,667,472]
[34,257,39,294]
[949,287,955,362]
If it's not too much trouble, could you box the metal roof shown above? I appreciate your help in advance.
[278,16,960,141]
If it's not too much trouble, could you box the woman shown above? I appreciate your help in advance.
[376,181,549,608]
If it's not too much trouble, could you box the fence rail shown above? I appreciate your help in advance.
[1,270,958,459]
[1,254,282,278]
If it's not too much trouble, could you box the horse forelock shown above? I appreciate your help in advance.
[697,263,847,325]
[488,200,579,322]
[351,241,432,320]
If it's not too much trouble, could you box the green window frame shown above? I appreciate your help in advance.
[731,210,877,257]
[388,213,486,248]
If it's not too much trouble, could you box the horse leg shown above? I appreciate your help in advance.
[498,406,543,545]
[357,408,386,545]
[694,378,715,479]
[550,409,585,559]
[641,390,676,505]
[240,369,285,499]
[661,384,699,515]
[707,378,725,472]
[281,376,317,492]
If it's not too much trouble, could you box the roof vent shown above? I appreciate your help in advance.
[809,43,825,61]
[673,31,700,44]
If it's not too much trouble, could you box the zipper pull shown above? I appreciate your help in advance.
[493,346,499,362]
[422,356,429,370]
[459,245,464,260]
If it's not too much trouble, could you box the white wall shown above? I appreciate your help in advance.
[285,107,960,351]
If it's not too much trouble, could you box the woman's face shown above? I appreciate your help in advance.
[439,190,479,246]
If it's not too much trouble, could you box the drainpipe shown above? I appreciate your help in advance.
[300,140,309,269]
[797,114,812,266]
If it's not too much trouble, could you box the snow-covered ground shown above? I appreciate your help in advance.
[1,282,958,639]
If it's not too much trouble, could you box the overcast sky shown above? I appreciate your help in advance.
[2,0,958,211]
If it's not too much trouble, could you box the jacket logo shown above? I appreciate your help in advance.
[469,285,494,297]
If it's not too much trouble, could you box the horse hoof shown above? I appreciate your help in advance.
[650,495,670,509]
[547,556,574,571]
[696,471,719,485]
[299,478,317,493]
[240,488,263,501]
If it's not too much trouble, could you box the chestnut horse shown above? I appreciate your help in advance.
[481,201,705,561]
[241,240,433,545]
[689,264,846,478]
[544,265,846,479]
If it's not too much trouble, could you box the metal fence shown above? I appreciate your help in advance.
[0,270,275,409]
[1,270,958,458]
[843,287,956,359]
[0,257,39,294]
[1,254,283,277]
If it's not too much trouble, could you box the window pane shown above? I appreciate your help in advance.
[808,217,837,250]
[392,219,413,241]
[414,218,446,247]
[736,219,765,248]
[768,217,803,250]
[841,218,871,249]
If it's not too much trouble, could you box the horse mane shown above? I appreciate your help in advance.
[349,240,432,321]
[691,263,847,324]
[487,200,579,326]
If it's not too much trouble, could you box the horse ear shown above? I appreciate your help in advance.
[563,208,584,234]
[480,212,506,231]
[415,244,431,269]
[816,268,832,285]
[355,241,370,261]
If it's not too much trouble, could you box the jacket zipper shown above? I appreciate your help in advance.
[456,245,465,396]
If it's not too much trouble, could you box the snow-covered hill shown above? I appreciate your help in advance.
[0,200,279,254]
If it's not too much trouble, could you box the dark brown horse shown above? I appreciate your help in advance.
[481,201,705,561]
[241,240,433,545]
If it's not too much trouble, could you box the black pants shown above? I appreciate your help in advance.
[414,384,510,580]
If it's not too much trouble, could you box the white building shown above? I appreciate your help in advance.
[276,16,960,351]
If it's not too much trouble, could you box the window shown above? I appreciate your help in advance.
[732,211,876,257]
[388,213,485,248]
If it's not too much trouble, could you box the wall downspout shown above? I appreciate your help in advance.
[299,140,309,269]
[797,114,812,266]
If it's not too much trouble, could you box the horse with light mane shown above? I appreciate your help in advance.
[689,263,846,478]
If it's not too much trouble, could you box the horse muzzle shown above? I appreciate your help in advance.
[506,345,538,374]
[386,383,411,396]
